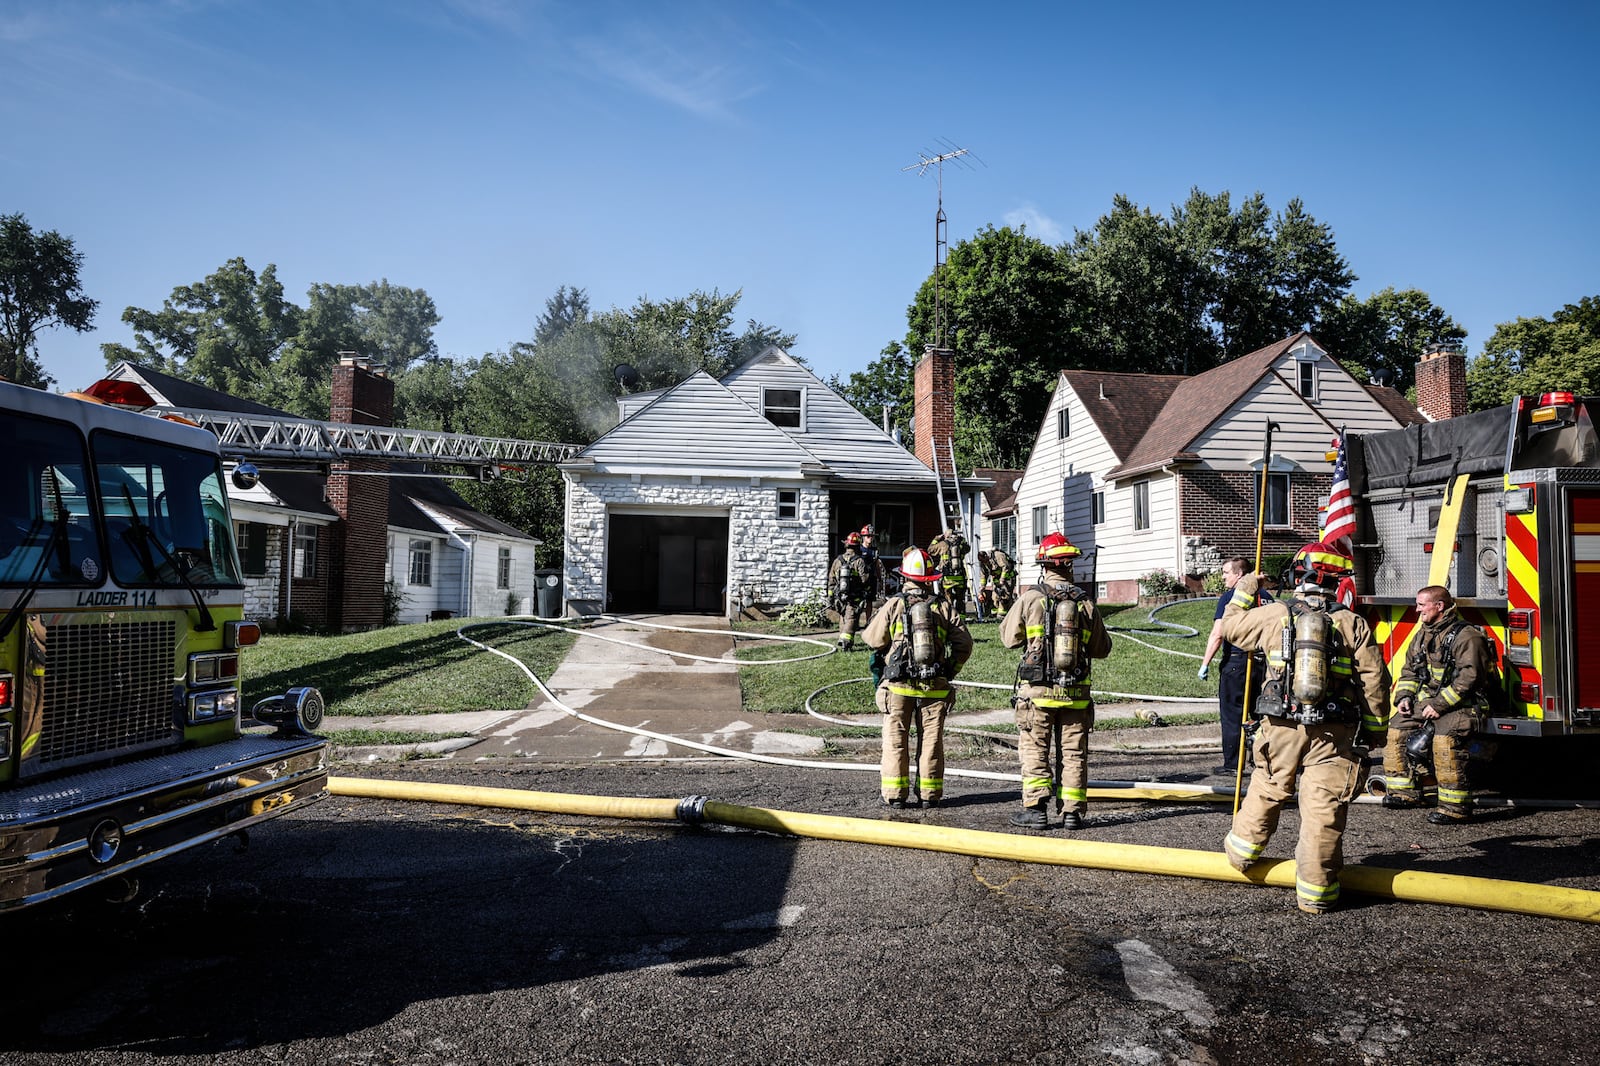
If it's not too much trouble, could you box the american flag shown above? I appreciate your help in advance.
[1321,432,1356,554]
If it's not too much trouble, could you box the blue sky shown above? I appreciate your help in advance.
[4,0,1597,394]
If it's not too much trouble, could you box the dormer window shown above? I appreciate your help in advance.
[763,387,803,429]
[1289,339,1325,402]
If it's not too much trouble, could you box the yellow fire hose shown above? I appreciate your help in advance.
[329,777,1600,924]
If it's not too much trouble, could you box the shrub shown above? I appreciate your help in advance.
[382,579,406,627]
[505,591,521,616]
[1200,569,1229,595]
[1138,569,1184,597]
[777,587,833,628]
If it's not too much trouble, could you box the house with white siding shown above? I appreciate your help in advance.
[560,347,984,617]
[100,362,541,628]
[1009,333,1424,601]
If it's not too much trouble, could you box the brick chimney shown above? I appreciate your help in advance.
[325,354,392,631]
[913,345,955,469]
[1415,342,1467,422]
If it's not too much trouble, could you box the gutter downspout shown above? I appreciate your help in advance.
[461,533,476,618]
[284,517,295,623]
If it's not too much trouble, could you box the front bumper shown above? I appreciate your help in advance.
[0,734,327,911]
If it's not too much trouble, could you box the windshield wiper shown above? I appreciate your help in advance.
[0,473,74,641]
[119,487,216,632]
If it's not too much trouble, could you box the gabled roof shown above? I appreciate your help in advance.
[718,347,938,485]
[400,474,537,541]
[1057,370,1187,463]
[573,370,824,474]
[1108,334,1311,478]
[973,467,1022,516]
[253,472,340,520]
[1364,384,1428,427]
[108,362,294,417]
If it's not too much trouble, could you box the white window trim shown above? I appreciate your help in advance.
[408,537,433,587]
[1132,481,1151,532]
[1057,407,1070,440]
[1031,505,1049,545]
[1260,471,1292,528]
[776,488,799,520]
[761,386,806,430]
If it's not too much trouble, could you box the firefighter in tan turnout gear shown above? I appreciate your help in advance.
[1000,532,1112,831]
[1382,585,1498,824]
[1220,542,1389,914]
[827,532,873,650]
[862,547,974,808]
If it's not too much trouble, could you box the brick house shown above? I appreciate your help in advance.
[1003,333,1426,601]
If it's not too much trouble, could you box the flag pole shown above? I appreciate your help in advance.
[1234,420,1278,814]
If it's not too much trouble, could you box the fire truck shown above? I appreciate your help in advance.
[0,378,327,911]
[1346,391,1600,739]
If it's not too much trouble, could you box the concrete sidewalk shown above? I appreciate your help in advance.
[323,614,1226,764]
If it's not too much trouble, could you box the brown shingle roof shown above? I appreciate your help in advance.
[1058,370,1187,462]
[1363,384,1426,426]
[972,467,1022,514]
[1106,333,1309,479]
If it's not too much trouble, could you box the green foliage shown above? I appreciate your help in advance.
[505,591,521,616]
[1317,286,1466,392]
[382,579,406,627]
[101,259,438,418]
[1261,553,1296,585]
[1466,297,1600,410]
[776,587,834,628]
[1200,569,1229,595]
[830,340,915,444]
[243,618,575,716]
[0,212,98,389]
[1138,569,1185,597]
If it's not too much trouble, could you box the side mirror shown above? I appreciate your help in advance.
[231,462,260,490]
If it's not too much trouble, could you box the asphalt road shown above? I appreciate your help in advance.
[3,747,1597,1066]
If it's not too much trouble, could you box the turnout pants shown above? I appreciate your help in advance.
[1383,709,1475,815]
[1015,698,1092,815]
[1223,716,1364,911]
[878,686,949,803]
[838,598,871,643]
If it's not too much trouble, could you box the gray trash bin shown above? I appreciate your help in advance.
[535,569,562,618]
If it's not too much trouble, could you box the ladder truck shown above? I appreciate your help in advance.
[1346,392,1600,744]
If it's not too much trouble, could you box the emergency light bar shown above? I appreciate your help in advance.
[1530,392,1577,424]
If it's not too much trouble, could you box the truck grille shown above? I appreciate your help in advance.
[35,617,179,773]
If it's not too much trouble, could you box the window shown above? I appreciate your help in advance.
[1298,360,1316,400]
[1091,491,1105,526]
[293,524,318,580]
[497,546,511,589]
[408,538,433,586]
[1259,472,1291,527]
[1056,407,1070,440]
[1031,505,1049,545]
[777,489,798,520]
[236,521,269,578]
[1133,482,1151,531]
[762,387,803,428]
[992,514,1017,558]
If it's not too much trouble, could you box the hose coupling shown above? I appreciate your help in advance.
[676,795,710,824]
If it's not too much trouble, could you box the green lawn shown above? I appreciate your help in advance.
[734,597,1222,717]
[241,618,577,717]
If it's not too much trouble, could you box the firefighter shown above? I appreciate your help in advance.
[1000,532,1112,830]
[990,546,1017,613]
[1219,542,1389,914]
[1382,585,1497,823]
[827,532,872,650]
[927,528,971,617]
[858,525,889,685]
[862,547,974,808]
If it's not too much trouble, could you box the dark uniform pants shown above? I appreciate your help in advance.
[1383,709,1475,815]
[1217,660,1254,770]
[1223,716,1365,911]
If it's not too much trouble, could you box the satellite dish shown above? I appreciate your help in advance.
[614,363,641,392]
[1371,367,1398,387]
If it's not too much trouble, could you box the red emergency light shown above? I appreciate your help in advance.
[1539,391,1576,406]
[0,672,10,711]
[72,378,158,410]
[1422,541,1459,555]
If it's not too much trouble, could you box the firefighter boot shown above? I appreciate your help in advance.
[1009,805,1048,830]
[1059,810,1085,831]
[1382,793,1425,809]
[1428,805,1473,825]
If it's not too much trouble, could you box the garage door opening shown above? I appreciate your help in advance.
[607,514,729,613]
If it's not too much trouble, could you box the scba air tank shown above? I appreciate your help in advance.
[909,599,938,665]
[1291,609,1330,704]
[1052,599,1081,674]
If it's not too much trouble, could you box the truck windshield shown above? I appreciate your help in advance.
[0,414,101,586]
[93,431,243,588]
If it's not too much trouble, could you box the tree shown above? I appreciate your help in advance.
[900,225,1080,468]
[831,341,915,444]
[590,289,794,387]
[1267,197,1356,338]
[103,263,439,418]
[534,285,590,347]
[0,213,98,388]
[1316,287,1466,392]
[102,257,300,403]
[1466,299,1600,410]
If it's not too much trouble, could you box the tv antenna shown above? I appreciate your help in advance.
[903,141,980,349]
